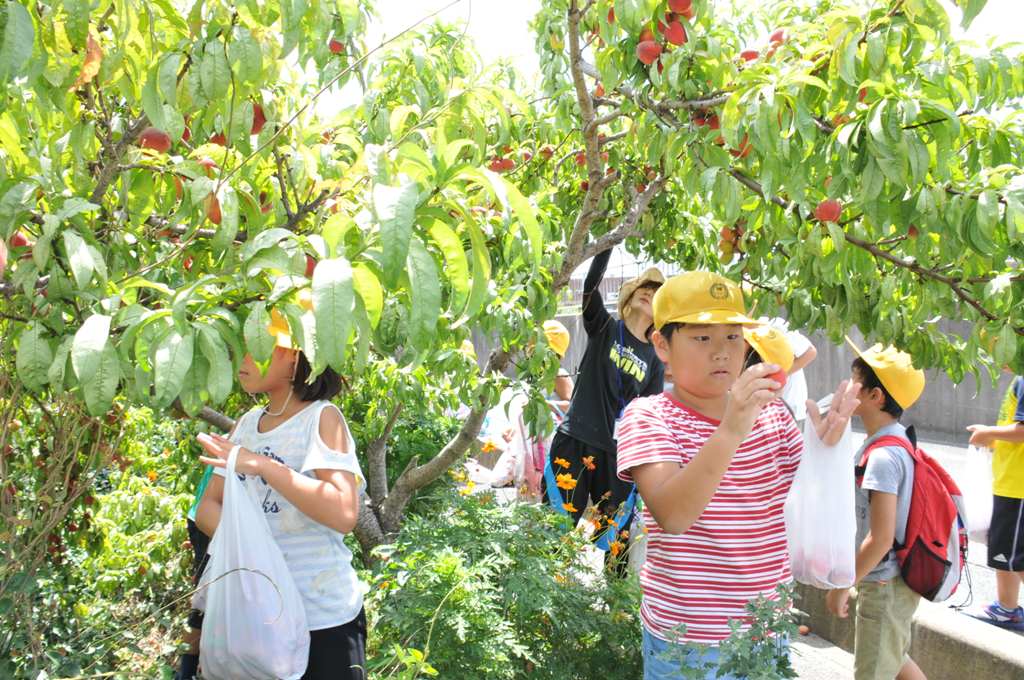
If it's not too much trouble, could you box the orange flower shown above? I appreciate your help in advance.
[555,473,577,490]
[146,470,158,482]
[609,540,624,557]
[481,440,498,454]
[553,457,571,469]
[562,502,579,513]
[582,455,596,471]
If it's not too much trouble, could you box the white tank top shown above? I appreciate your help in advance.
[215,400,365,630]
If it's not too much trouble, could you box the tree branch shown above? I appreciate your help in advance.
[380,348,511,531]
[577,176,668,266]
[366,402,404,503]
[90,116,149,204]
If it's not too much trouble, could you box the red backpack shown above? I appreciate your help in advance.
[855,428,968,602]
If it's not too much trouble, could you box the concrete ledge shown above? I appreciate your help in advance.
[795,583,1024,679]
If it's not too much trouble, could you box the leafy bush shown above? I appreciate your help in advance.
[365,490,643,679]
[1,401,206,678]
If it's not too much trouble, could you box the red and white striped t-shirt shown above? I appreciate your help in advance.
[617,392,802,644]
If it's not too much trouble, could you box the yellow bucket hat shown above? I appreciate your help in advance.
[744,324,794,372]
[618,267,665,323]
[846,337,925,409]
[543,320,571,358]
[267,290,313,350]
[653,271,758,330]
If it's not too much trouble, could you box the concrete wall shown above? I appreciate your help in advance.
[550,312,1012,446]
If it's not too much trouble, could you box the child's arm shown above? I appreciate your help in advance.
[826,490,897,618]
[195,474,225,537]
[197,408,360,534]
[853,491,898,582]
[966,422,1024,448]
[630,363,781,534]
[581,248,613,335]
[789,343,817,374]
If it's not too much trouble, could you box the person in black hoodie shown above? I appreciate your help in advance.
[544,247,664,562]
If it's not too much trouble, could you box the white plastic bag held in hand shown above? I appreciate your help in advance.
[198,447,310,680]
[784,419,857,590]
[954,446,994,535]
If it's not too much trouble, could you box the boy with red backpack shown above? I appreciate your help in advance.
[827,341,933,680]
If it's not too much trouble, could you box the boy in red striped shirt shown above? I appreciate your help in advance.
[617,272,859,679]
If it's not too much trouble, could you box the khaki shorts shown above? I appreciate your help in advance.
[853,576,921,680]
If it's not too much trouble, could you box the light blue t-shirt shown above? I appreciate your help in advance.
[854,422,915,582]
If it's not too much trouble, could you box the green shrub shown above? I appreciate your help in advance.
[365,489,643,679]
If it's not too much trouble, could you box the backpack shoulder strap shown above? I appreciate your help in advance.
[855,434,915,479]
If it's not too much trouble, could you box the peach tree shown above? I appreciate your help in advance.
[0,0,614,590]
[532,0,1023,380]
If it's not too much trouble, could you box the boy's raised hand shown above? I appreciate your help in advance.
[721,363,785,440]
[806,379,862,446]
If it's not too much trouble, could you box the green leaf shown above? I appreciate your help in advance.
[197,325,232,405]
[0,1,34,83]
[241,227,297,260]
[228,30,262,84]
[153,326,194,407]
[199,40,230,101]
[48,336,73,391]
[81,343,120,416]
[1005,194,1024,240]
[243,302,275,364]
[500,177,544,268]
[406,236,441,351]
[461,209,491,323]
[142,67,166,131]
[995,323,1015,366]
[212,187,239,251]
[374,181,419,288]
[976,190,999,240]
[322,212,354,258]
[957,0,987,28]
[0,112,28,167]
[312,258,355,371]
[16,323,52,391]
[352,264,384,328]
[837,32,859,87]
[71,314,112,384]
[427,219,470,317]
[62,0,89,46]
[62,230,96,289]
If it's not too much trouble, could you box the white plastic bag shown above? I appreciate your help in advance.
[784,419,857,590]
[955,446,994,535]
[198,447,310,680]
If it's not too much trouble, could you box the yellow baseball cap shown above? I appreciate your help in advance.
[653,271,758,330]
[267,290,313,350]
[744,324,794,372]
[543,320,571,358]
[846,337,925,409]
[618,267,665,322]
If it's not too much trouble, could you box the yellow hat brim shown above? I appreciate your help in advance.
[659,309,760,328]
[744,330,795,372]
